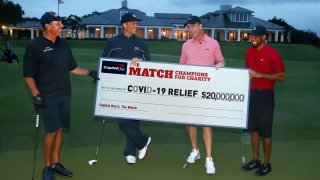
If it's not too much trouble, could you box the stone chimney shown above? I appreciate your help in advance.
[220,5,232,11]
[120,0,128,21]
[122,0,128,9]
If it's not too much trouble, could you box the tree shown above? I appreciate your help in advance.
[62,15,84,39]
[291,29,319,47]
[269,16,319,47]
[268,16,293,29]
[268,16,294,43]
[83,11,102,18]
[0,0,24,26]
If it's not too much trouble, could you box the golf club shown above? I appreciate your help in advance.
[182,126,190,169]
[240,132,251,165]
[32,111,40,180]
[182,161,188,168]
[88,119,106,165]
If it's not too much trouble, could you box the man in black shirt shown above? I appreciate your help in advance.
[23,11,99,180]
[102,12,151,165]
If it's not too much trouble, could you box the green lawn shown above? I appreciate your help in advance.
[0,39,319,180]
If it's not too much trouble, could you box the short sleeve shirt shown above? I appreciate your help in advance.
[23,36,77,97]
[180,34,224,66]
[245,45,285,90]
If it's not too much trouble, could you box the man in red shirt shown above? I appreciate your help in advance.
[242,25,285,176]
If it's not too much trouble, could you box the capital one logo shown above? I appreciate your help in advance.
[101,61,127,75]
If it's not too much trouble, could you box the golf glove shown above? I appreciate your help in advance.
[88,70,100,83]
[33,94,47,110]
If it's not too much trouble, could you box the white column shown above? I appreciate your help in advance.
[280,32,284,42]
[36,29,40,38]
[86,27,89,38]
[158,27,161,40]
[275,30,279,42]
[116,26,119,36]
[144,27,148,39]
[237,29,241,41]
[100,26,104,38]
[30,27,34,39]
[173,29,176,39]
[224,29,228,41]
[211,29,215,39]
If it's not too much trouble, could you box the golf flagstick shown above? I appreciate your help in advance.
[88,119,106,165]
[32,110,40,180]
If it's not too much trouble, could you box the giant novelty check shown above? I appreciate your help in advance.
[94,58,250,128]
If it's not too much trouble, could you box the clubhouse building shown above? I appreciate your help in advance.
[4,0,285,42]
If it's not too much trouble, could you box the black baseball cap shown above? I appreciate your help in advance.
[120,13,141,24]
[184,16,202,27]
[40,11,64,28]
[250,25,266,36]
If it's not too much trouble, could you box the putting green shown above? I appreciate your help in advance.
[0,40,319,179]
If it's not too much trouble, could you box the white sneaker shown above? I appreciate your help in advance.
[205,157,216,175]
[186,149,200,163]
[126,155,136,164]
[138,137,151,159]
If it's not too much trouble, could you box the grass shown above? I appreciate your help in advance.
[0,39,320,179]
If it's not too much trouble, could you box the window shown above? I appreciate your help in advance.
[240,14,244,21]
[235,13,248,22]
[236,13,240,22]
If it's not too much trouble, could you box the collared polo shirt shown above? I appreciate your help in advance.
[245,45,285,90]
[23,36,77,97]
[180,34,224,66]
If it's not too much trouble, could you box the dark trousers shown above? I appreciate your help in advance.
[118,119,148,156]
